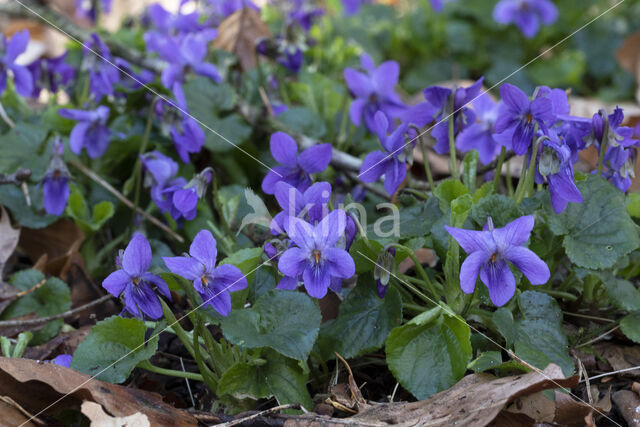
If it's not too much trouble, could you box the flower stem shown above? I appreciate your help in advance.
[388,244,439,301]
[493,146,506,193]
[160,299,197,361]
[419,134,435,191]
[138,360,205,382]
[192,318,220,392]
[130,99,157,228]
[447,94,459,180]
[515,136,543,205]
[535,288,578,301]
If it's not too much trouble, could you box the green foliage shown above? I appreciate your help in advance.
[220,290,321,361]
[217,350,312,410]
[319,278,402,359]
[544,176,640,270]
[495,291,573,376]
[66,186,114,233]
[71,316,158,383]
[386,306,472,399]
[620,312,640,344]
[1,270,70,344]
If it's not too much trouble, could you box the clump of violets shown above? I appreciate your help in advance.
[261,132,332,195]
[493,83,554,155]
[344,54,407,133]
[277,210,355,298]
[535,130,582,213]
[455,94,505,165]
[271,181,331,234]
[0,30,33,97]
[407,78,484,154]
[59,106,111,158]
[445,216,550,307]
[493,0,558,38]
[82,34,120,101]
[76,0,112,22]
[359,111,409,195]
[27,52,75,98]
[164,230,247,316]
[155,86,206,163]
[102,233,171,319]
[41,139,71,216]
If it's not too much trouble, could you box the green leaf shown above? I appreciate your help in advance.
[386,306,472,399]
[217,350,312,410]
[220,247,264,309]
[471,194,521,228]
[318,279,402,359]
[349,238,383,274]
[204,115,252,153]
[0,184,57,229]
[71,316,158,383]
[602,277,640,312]
[544,175,640,270]
[462,150,479,194]
[620,312,640,344]
[366,198,443,239]
[0,122,49,180]
[66,186,114,232]
[468,351,503,373]
[501,291,573,376]
[627,193,640,219]
[220,290,321,361]
[182,77,237,113]
[433,179,469,213]
[278,106,327,140]
[492,307,517,347]
[1,270,70,344]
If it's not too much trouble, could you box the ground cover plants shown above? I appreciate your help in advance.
[0,0,640,424]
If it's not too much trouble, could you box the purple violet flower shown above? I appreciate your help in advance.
[342,0,371,15]
[58,106,111,158]
[288,0,324,32]
[140,150,180,212]
[153,33,221,91]
[261,132,332,195]
[430,0,456,11]
[163,230,248,316]
[51,354,73,368]
[359,111,409,195]
[455,93,505,165]
[42,139,71,216]
[102,233,171,319]
[271,181,331,235]
[82,34,120,101]
[76,0,112,22]
[210,0,260,19]
[535,130,582,213]
[146,3,203,35]
[493,0,558,38]
[445,215,550,307]
[493,83,554,155]
[344,54,407,133]
[406,78,484,155]
[0,30,33,97]
[277,210,355,299]
[27,52,75,98]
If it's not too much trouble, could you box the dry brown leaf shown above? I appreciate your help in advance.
[595,343,640,378]
[213,8,271,70]
[0,207,20,277]
[554,388,612,426]
[612,390,640,427]
[505,391,555,423]
[350,364,576,426]
[0,357,197,426]
[81,401,150,427]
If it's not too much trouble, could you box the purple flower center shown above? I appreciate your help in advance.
[312,249,322,264]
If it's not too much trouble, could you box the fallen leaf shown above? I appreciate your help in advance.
[0,395,43,426]
[343,364,576,426]
[506,391,555,423]
[554,387,612,426]
[0,206,20,277]
[612,390,640,426]
[81,401,150,427]
[213,7,271,70]
[595,343,640,378]
[0,357,197,426]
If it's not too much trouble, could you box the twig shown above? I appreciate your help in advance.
[15,278,46,298]
[0,294,112,327]
[583,365,640,382]
[69,160,184,243]
[563,311,616,323]
[0,169,31,186]
[575,325,620,348]
[217,403,302,427]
